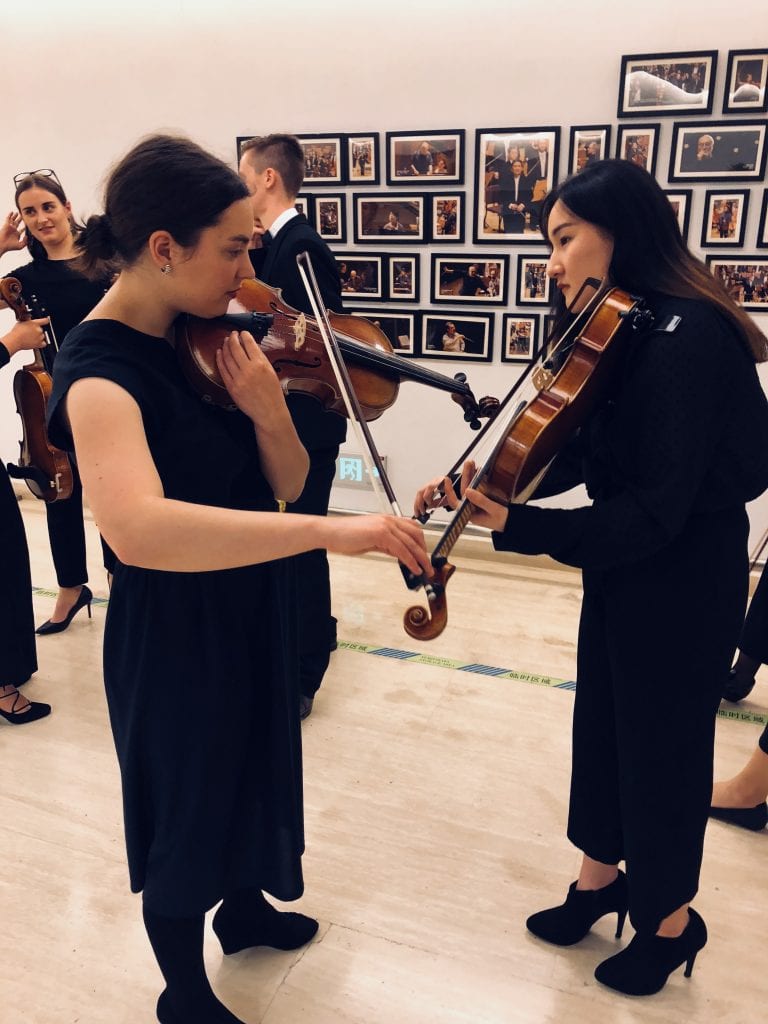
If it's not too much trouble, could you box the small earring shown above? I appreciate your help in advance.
[161,264,172,275]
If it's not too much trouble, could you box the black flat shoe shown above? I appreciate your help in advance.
[709,802,768,831]
[526,870,628,946]
[722,667,756,702]
[36,585,93,635]
[0,690,51,725]
[594,907,707,996]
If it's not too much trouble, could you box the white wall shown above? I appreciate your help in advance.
[2,0,767,544]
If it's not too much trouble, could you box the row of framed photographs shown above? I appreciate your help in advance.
[344,309,550,364]
[332,250,768,311]
[617,49,768,118]
[332,252,554,307]
[297,187,768,251]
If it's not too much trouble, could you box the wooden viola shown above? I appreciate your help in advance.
[0,276,73,503]
[175,277,498,427]
[403,283,653,641]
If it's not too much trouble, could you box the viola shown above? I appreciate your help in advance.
[403,283,654,641]
[175,277,498,427]
[0,276,73,503]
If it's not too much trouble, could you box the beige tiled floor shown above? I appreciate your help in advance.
[2,498,767,1024]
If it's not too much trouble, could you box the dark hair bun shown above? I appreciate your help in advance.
[79,213,118,261]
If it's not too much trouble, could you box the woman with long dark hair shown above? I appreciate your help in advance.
[415,158,768,996]
[46,133,429,1024]
[0,170,114,632]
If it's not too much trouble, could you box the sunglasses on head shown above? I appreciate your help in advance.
[13,168,62,189]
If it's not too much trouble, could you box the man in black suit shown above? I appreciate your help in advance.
[239,134,345,721]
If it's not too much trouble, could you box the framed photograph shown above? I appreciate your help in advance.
[345,134,380,185]
[388,256,419,302]
[294,195,311,220]
[707,256,768,311]
[420,312,494,361]
[474,127,560,243]
[353,193,425,243]
[668,120,768,182]
[700,190,750,248]
[334,253,386,300]
[431,254,509,305]
[568,125,612,175]
[516,254,553,307]
[723,50,768,114]
[294,134,343,185]
[663,189,693,241]
[349,310,417,355]
[618,51,717,117]
[615,123,660,175]
[314,195,346,243]
[385,130,465,185]
[430,194,464,243]
[501,315,540,363]
[757,191,768,249]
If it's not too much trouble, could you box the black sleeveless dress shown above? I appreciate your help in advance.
[48,320,304,917]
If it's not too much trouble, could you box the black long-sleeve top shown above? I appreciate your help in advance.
[492,295,768,571]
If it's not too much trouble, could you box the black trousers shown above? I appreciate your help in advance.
[286,446,338,699]
[740,558,768,665]
[45,456,116,588]
[0,462,37,686]
[568,507,748,934]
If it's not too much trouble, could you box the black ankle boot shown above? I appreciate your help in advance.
[212,892,318,955]
[594,907,707,996]
[526,870,628,946]
[722,667,756,703]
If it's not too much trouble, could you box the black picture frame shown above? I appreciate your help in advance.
[501,314,540,363]
[722,49,768,115]
[313,194,347,243]
[473,126,560,243]
[618,51,717,117]
[349,310,418,356]
[296,133,344,185]
[430,254,509,305]
[615,123,661,176]
[429,193,465,243]
[387,255,420,302]
[706,256,768,311]
[419,312,494,361]
[757,191,768,249]
[385,130,465,186]
[515,253,553,307]
[663,189,693,242]
[567,125,612,175]
[700,190,750,249]
[353,193,426,243]
[345,134,380,186]
[334,252,386,301]
[668,120,768,182]
[295,195,312,222]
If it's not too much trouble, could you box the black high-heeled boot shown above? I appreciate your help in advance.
[594,907,707,996]
[36,585,93,635]
[212,889,318,955]
[526,870,628,946]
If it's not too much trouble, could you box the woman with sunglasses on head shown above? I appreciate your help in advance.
[414,158,768,996]
[46,133,430,1024]
[0,318,52,725]
[0,169,115,633]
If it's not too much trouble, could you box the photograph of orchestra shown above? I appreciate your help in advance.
[389,257,419,302]
[299,136,342,183]
[700,191,749,248]
[431,195,463,242]
[616,125,659,175]
[475,128,559,242]
[347,135,378,183]
[386,131,464,185]
[315,196,346,242]
[619,52,716,116]
[502,315,539,363]
[516,256,552,306]
[350,311,416,354]
[355,195,425,243]
[335,255,384,298]
[432,256,507,304]
[707,257,768,310]
[569,126,612,175]
[723,49,768,113]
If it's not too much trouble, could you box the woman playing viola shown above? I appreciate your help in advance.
[0,170,114,632]
[415,158,768,997]
[47,133,430,1024]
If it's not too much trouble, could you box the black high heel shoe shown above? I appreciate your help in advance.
[594,907,707,996]
[526,870,628,946]
[36,585,93,635]
[722,667,756,702]
[709,801,768,831]
[0,689,51,725]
